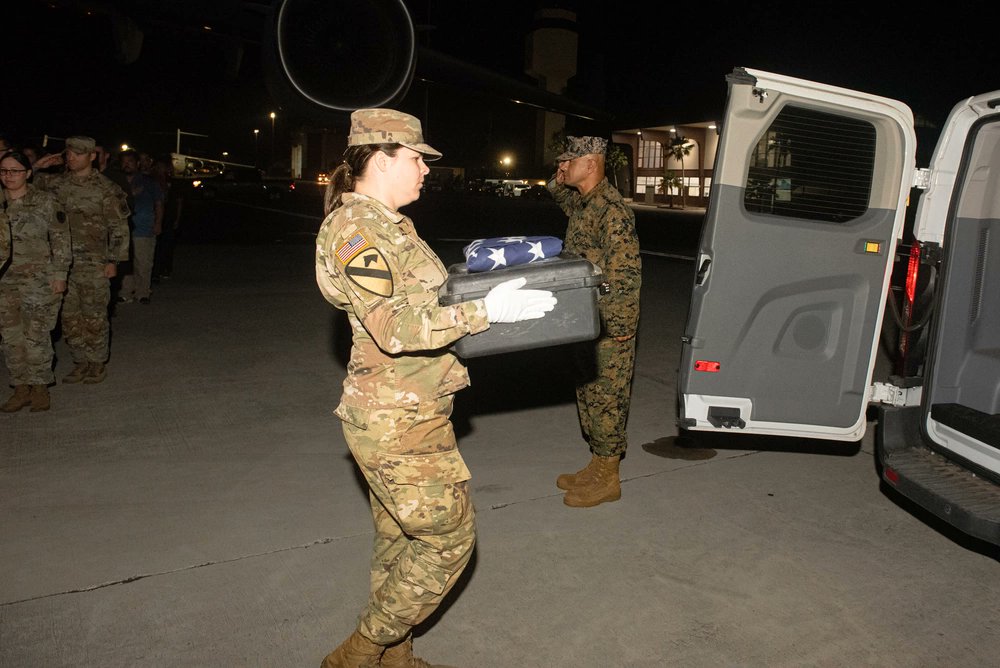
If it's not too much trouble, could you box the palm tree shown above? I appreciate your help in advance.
[667,137,693,209]
[605,144,628,193]
[658,172,683,207]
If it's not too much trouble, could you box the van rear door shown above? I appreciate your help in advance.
[678,68,916,441]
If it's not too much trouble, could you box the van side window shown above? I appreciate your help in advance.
[743,105,876,223]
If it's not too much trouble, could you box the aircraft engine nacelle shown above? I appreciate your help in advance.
[262,0,609,125]
[262,0,416,117]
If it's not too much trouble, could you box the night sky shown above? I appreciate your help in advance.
[7,0,999,171]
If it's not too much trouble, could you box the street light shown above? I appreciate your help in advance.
[253,128,260,168]
[500,155,512,177]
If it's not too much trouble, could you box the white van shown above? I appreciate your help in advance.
[678,68,1000,547]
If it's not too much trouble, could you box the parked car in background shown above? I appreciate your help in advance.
[521,184,552,200]
[192,166,295,202]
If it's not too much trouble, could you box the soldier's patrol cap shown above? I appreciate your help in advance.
[65,136,96,154]
[556,135,607,162]
[348,108,442,161]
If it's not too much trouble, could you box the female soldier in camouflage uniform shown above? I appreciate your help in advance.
[315,109,554,668]
[0,151,71,412]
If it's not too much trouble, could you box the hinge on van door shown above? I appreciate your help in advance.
[869,382,923,407]
[911,168,931,190]
[919,241,941,265]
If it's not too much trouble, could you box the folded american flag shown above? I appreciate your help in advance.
[463,236,563,272]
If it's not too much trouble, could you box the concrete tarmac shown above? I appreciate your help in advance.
[1,241,998,668]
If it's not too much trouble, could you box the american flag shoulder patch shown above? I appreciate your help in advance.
[336,232,370,264]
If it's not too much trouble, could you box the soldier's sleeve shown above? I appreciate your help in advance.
[331,228,488,354]
[547,177,581,217]
[104,183,131,261]
[0,211,10,267]
[46,197,72,281]
[598,204,642,337]
[315,217,351,307]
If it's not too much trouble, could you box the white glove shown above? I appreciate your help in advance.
[484,277,557,323]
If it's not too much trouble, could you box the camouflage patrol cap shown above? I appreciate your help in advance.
[348,108,442,161]
[65,136,96,154]
[556,135,607,161]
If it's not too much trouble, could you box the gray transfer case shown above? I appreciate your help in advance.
[438,255,605,358]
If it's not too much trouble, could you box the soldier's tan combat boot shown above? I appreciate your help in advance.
[380,635,456,668]
[320,630,383,668]
[63,363,89,384]
[1,385,31,413]
[83,363,107,384]
[563,454,621,507]
[29,385,51,412]
[556,454,601,490]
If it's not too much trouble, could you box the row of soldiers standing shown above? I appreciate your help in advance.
[0,135,130,412]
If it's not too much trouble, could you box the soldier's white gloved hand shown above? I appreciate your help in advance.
[484,277,557,323]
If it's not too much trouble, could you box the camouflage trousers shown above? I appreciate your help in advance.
[573,335,637,457]
[337,395,476,645]
[62,264,111,364]
[0,275,62,385]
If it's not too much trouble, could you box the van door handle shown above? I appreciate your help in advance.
[695,255,712,285]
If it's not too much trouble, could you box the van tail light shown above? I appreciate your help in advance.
[904,241,921,305]
[898,241,921,365]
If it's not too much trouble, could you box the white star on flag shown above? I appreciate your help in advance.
[462,235,564,272]
[487,247,507,269]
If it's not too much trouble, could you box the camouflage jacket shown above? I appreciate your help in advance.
[0,206,9,267]
[316,192,490,411]
[36,170,130,264]
[548,177,641,337]
[0,185,72,281]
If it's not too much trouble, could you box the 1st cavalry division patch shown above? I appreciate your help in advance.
[345,248,393,297]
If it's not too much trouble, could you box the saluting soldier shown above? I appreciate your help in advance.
[0,150,71,412]
[548,135,642,507]
[315,108,554,668]
[34,136,130,384]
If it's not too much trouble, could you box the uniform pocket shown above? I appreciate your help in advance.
[376,449,474,537]
[334,403,370,430]
[377,449,472,486]
[395,400,457,456]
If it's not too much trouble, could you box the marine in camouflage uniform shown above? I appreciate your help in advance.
[36,136,130,384]
[0,182,71,411]
[548,135,642,507]
[316,109,491,668]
